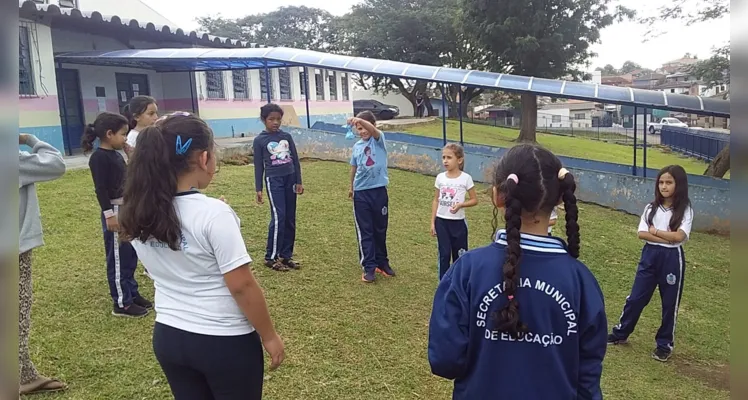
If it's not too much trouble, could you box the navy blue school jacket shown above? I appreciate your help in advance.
[428,230,607,400]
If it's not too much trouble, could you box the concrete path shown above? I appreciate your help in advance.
[378,117,435,127]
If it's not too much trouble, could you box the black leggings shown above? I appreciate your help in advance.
[153,322,264,400]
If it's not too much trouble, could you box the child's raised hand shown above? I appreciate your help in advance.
[347,117,358,126]
[256,191,264,205]
[449,203,462,214]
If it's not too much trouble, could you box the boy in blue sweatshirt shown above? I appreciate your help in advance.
[428,143,607,400]
[253,103,303,271]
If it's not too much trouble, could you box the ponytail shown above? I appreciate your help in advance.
[493,178,528,338]
[559,173,580,259]
[119,112,214,250]
[81,123,98,153]
[120,125,181,249]
[81,112,129,155]
[123,95,157,130]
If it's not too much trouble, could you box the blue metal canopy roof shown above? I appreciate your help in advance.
[54,47,730,118]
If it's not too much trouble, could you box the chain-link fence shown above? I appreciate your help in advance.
[467,112,661,145]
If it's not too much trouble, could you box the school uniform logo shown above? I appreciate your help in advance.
[666,273,677,285]
[267,140,292,166]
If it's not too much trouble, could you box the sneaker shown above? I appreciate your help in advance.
[112,303,149,318]
[361,270,376,283]
[652,348,671,362]
[269,259,291,272]
[607,334,628,345]
[133,295,153,309]
[280,258,300,270]
[376,265,396,277]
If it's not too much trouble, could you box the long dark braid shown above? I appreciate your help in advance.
[491,144,580,338]
[559,172,580,259]
[495,182,528,337]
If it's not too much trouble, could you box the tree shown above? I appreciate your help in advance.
[196,6,336,50]
[639,0,729,38]
[619,60,642,74]
[596,64,619,76]
[334,0,489,117]
[637,0,730,177]
[462,0,634,142]
[688,43,729,92]
[704,146,729,178]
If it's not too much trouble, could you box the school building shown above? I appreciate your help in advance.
[19,0,353,155]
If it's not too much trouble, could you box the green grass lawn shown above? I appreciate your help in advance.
[398,120,720,178]
[27,161,729,399]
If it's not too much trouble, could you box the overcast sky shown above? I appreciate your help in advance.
[144,0,730,72]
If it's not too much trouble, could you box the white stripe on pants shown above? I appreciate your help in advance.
[670,246,684,351]
[113,204,124,308]
[266,177,280,260]
[352,201,365,269]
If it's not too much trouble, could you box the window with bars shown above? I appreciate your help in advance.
[341,73,350,101]
[328,71,338,101]
[299,69,306,99]
[260,69,274,100]
[232,70,249,99]
[278,68,291,100]
[19,26,35,96]
[205,71,225,99]
[315,69,324,100]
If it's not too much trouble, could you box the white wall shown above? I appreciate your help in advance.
[537,108,570,128]
[194,66,352,103]
[21,20,57,98]
[353,89,414,116]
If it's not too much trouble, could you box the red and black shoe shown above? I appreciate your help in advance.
[376,264,396,277]
[361,270,376,283]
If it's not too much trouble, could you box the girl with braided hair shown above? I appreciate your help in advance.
[427,143,608,400]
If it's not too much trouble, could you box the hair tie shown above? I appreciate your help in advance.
[558,168,569,180]
[507,295,514,300]
[175,135,192,155]
[507,174,519,184]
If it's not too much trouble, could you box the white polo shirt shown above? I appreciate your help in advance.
[131,191,255,336]
[126,129,140,148]
[637,203,694,248]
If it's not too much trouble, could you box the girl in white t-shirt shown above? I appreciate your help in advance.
[122,95,158,158]
[122,96,158,278]
[431,143,478,279]
[119,112,284,400]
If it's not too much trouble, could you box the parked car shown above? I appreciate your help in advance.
[353,99,400,120]
[648,117,688,134]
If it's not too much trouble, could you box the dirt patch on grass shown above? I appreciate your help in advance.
[674,359,730,391]
[221,154,252,166]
